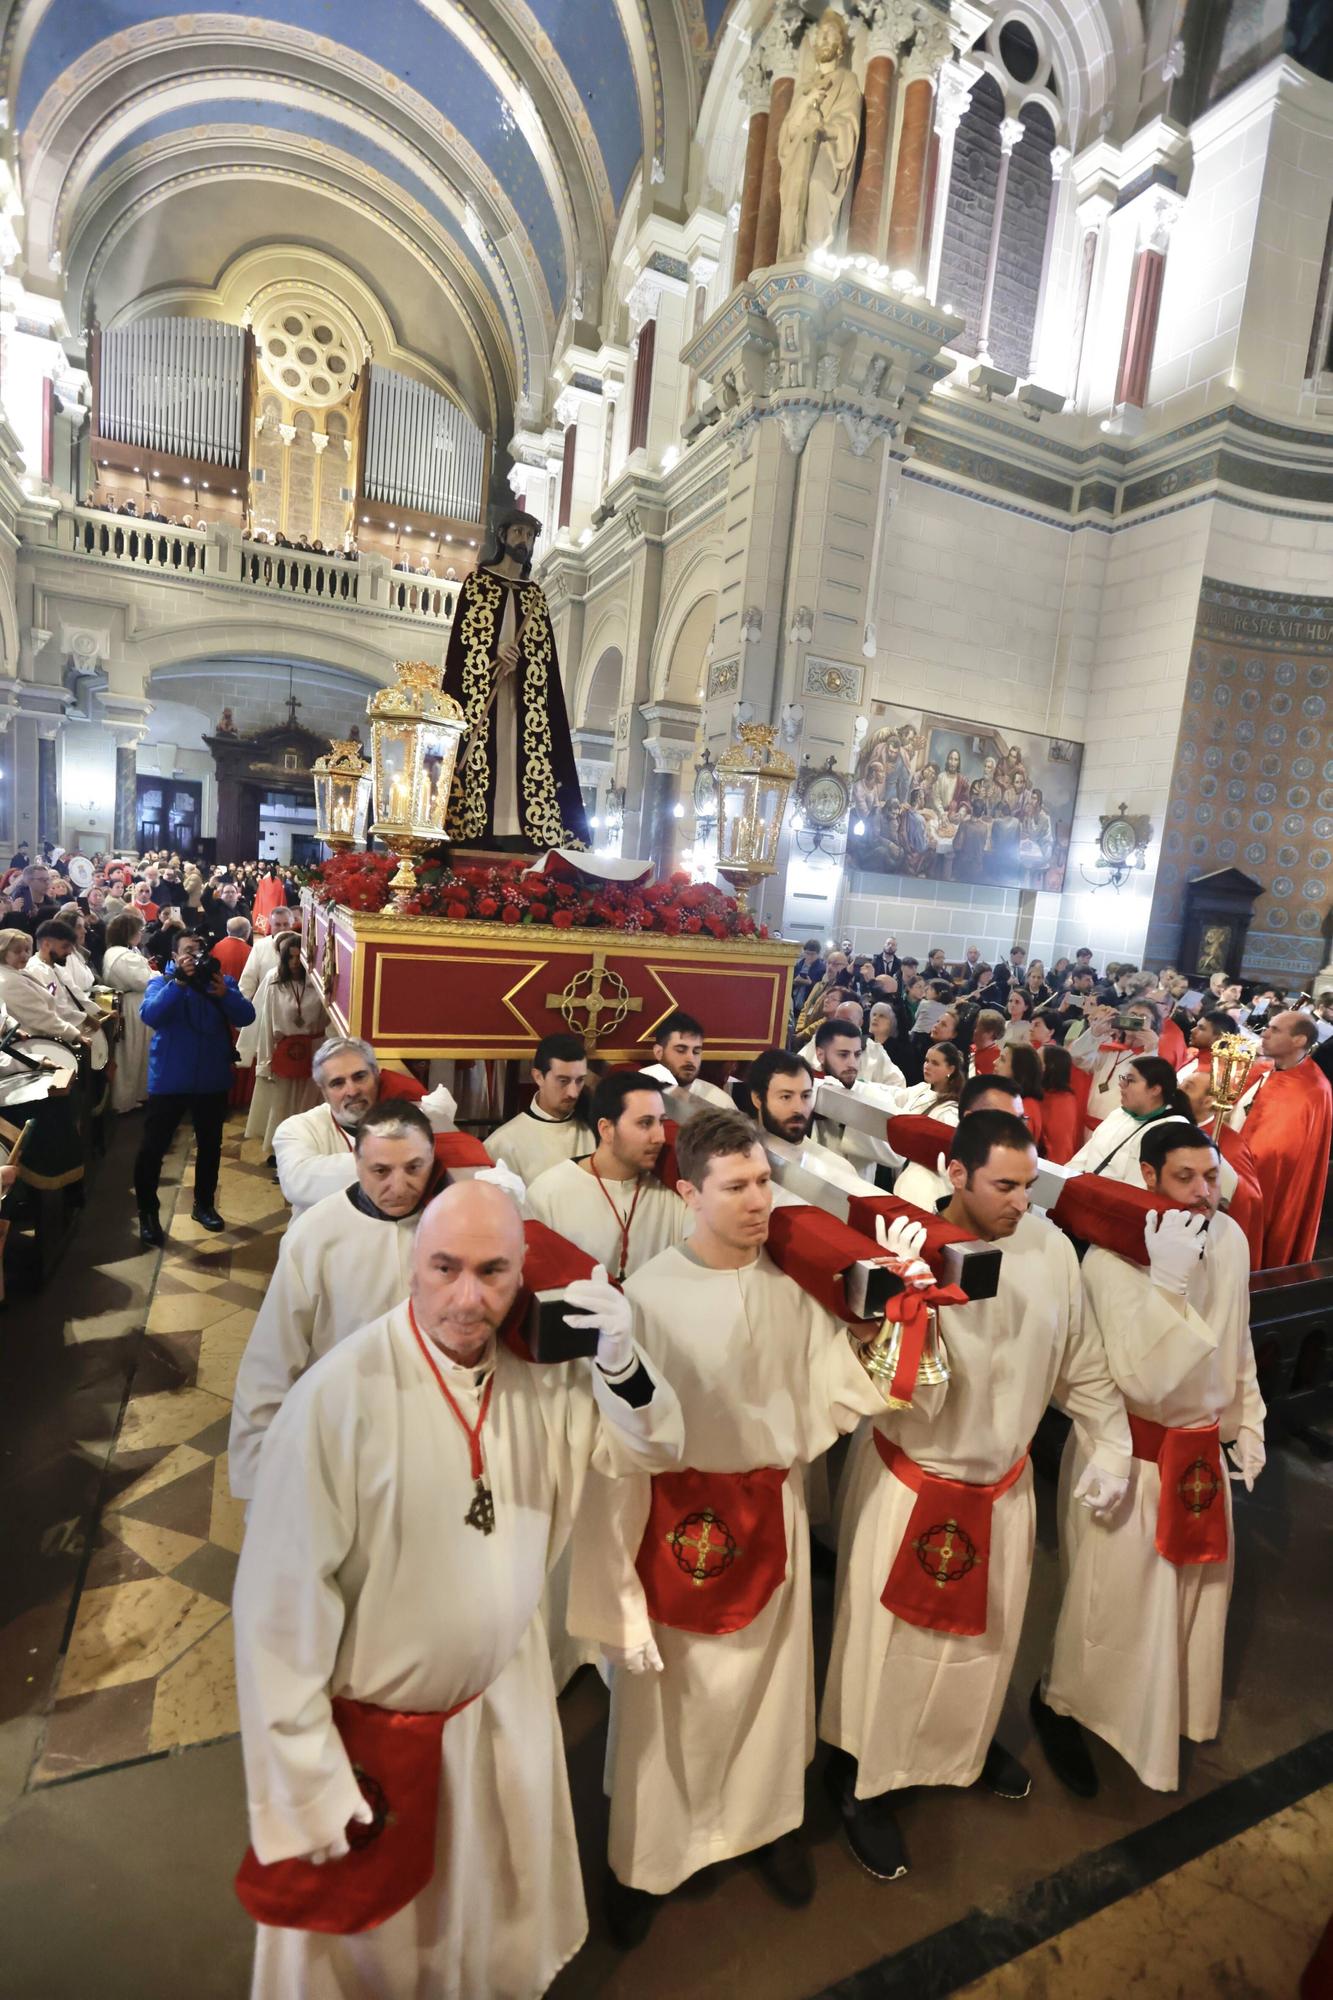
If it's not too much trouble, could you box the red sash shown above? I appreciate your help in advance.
[234,1693,475,1933]
[271,1033,316,1080]
[874,1433,1028,1637]
[635,1466,788,1635]
[1129,1415,1228,1566]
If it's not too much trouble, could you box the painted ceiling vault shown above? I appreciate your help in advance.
[0,0,728,440]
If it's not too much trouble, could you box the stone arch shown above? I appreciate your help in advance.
[575,604,630,725]
[578,645,623,734]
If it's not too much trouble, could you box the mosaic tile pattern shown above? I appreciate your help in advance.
[32,1129,283,1785]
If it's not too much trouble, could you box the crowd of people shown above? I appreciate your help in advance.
[6,861,1320,1993]
[212,979,1291,1997]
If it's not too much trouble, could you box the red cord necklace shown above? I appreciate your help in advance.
[589,1161,643,1283]
[408,1301,497,1534]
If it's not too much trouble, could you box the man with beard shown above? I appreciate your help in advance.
[230,1102,440,1497]
[1034,1124,1263,1796]
[740,1048,872,1196]
[821,1112,1131,1880]
[525,1072,690,1281]
[273,1036,455,1217]
[640,1010,735,1121]
[1211,1009,1331,1266]
[440,506,589,850]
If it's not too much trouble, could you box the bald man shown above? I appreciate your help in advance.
[233,1181,683,1998]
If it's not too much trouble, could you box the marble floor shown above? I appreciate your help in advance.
[0,1112,1330,1999]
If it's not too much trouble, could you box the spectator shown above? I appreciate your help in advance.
[0,927,87,1047]
[9,862,59,934]
[103,911,154,1112]
[133,932,255,1244]
[214,914,253,984]
[245,932,329,1158]
[791,939,825,1017]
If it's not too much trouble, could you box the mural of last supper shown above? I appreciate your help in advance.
[846,701,1086,893]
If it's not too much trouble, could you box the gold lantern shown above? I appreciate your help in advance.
[711,723,797,911]
[367,661,467,906]
[1208,1033,1257,1115]
[311,739,372,851]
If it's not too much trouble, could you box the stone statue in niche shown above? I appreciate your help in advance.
[216,707,237,735]
[777,10,862,260]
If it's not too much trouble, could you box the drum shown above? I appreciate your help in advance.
[0,1037,79,1106]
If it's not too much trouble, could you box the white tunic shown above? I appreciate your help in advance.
[245,971,329,1153]
[273,1090,458,1216]
[1043,1217,1264,1790]
[234,1302,683,2000]
[0,962,77,1043]
[237,935,281,1068]
[821,1211,1132,1795]
[1068,1029,1158,1129]
[103,944,152,1112]
[574,1246,893,1892]
[524,1157,690,1279]
[1066,1107,1239,1201]
[228,1187,419,1499]
[484,1105,593,1187]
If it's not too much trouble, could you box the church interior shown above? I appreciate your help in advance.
[1,0,1332,1995]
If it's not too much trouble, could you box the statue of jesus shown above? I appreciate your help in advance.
[440,507,590,852]
[777,10,863,261]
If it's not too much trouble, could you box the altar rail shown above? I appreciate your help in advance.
[58,507,456,626]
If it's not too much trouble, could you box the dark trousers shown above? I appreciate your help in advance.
[133,1091,229,1210]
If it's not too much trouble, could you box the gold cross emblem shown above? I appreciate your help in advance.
[546,948,642,1055]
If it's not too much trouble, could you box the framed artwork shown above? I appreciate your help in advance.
[846,702,1085,893]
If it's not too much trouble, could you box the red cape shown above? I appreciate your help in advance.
[1158,1017,1189,1070]
[1244,1059,1332,1267]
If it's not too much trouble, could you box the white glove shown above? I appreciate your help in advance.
[305,1796,374,1865]
[936,1151,950,1184]
[1143,1209,1208,1295]
[602,1637,664,1675]
[419,1084,457,1132]
[1226,1426,1266,1491]
[475,1160,526,1203]
[1073,1461,1130,1521]
[564,1264,636,1375]
[874,1213,934,1290]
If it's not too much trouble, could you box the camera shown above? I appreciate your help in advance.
[184,951,222,992]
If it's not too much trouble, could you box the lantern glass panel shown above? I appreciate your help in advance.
[377,725,417,826]
[417,727,461,832]
[718,780,753,864]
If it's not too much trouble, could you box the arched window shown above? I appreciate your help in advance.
[935,13,1064,377]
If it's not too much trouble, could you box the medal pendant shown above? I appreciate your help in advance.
[465,1478,496,1535]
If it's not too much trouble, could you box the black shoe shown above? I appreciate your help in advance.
[978,1738,1032,1801]
[1030,1684,1099,1798]
[191,1204,226,1233]
[824,1755,909,1881]
[604,1870,659,1951]
[752,1830,815,1907]
[138,1206,164,1248]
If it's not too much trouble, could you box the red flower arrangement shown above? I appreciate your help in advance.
[306,853,766,939]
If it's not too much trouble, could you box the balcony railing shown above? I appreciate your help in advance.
[71,510,208,575]
[56,508,458,625]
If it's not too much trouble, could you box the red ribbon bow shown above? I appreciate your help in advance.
[880,1279,967,1403]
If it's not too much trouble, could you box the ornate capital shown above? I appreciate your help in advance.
[933,64,974,136]
[1139,188,1185,255]
[1049,145,1072,182]
[626,272,662,334]
[740,46,771,113]
[999,116,1027,156]
[904,16,951,84]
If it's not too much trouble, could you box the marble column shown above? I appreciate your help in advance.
[887,32,948,271]
[36,726,59,848]
[640,708,699,881]
[113,744,138,851]
[1114,195,1181,409]
[847,44,896,255]
[753,64,795,271]
[733,67,771,286]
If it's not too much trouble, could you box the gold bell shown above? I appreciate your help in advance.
[852,1303,950,1409]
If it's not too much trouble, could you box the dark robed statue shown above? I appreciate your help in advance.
[440,507,590,850]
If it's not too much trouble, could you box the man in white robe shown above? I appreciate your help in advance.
[740,1047,875,1196]
[230,1100,438,1499]
[800,1000,906,1092]
[526,1070,689,1281]
[274,1035,455,1216]
[484,1031,594,1185]
[821,1110,1132,1880]
[813,1022,962,1179]
[237,907,298,1071]
[1034,1123,1264,1795]
[638,1007,736,1121]
[232,1180,683,2000]
[570,1107,921,1944]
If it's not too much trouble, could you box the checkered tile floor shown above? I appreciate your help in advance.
[32,1125,285,1784]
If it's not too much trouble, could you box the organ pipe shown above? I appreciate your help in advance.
[364,367,486,520]
[97,318,245,466]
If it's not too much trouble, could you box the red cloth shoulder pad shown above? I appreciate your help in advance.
[885,1114,956,1170]
[378,1069,426,1103]
[432,1131,490,1171]
[1049,1174,1173,1266]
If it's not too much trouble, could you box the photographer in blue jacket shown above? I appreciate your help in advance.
[133,930,256,1245]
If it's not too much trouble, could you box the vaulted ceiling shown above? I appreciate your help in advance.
[1,0,735,440]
